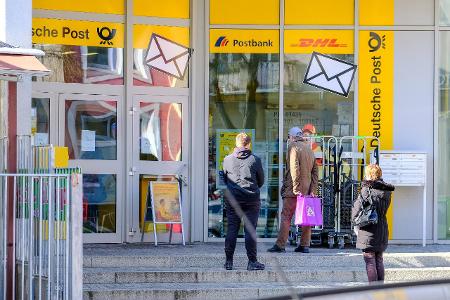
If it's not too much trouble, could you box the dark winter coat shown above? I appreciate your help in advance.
[222,147,264,202]
[352,179,395,252]
[280,138,318,198]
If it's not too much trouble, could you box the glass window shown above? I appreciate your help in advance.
[33,45,124,85]
[284,53,355,139]
[83,174,117,233]
[139,102,182,161]
[208,53,280,238]
[438,31,450,240]
[31,98,50,146]
[442,0,450,25]
[133,24,189,87]
[65,100,117,160]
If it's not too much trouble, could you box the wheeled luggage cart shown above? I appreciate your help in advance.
[333,136,380,249]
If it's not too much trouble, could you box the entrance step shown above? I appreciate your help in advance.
[83,244,450,300]
[83,281,366,300]
[83,266,450,285]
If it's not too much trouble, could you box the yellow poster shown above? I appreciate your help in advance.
[216,129,255,180]
[358,30,394,238]
[210,0,279,25]
[32,18,124,48]
[151,182,182,223]
[284,30,354,54]
[285,0,354,25]
[210,29,279,54]
[140,177,168,232]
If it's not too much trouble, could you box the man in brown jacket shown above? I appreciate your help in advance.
[268,126,318,253]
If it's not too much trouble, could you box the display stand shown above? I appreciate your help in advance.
[142,181,185,246]
[379,151,427,247]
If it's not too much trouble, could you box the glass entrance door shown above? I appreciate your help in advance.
[60,93,123,243]
[127,95,189,243]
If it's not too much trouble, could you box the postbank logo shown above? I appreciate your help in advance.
[32,18,124,48]
[214,36,229,47]
[210,29,279,54]
[285,30,353,54]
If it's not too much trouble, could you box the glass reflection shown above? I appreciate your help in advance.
[83,174,117,233]
[133,48,188,87]
[31,98,50,146]
[139,102,182,161]
[208,53,280,238]
[33,44,123,85]
[438,31,450,240]
[65,100,117,160]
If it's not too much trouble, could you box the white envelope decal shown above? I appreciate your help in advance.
[303,52,357,97]
[145,33,191,80]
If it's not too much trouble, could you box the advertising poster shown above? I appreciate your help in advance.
[216,129,255,187]
[150,182,182,223]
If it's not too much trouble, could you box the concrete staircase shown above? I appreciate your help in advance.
[82,244,450,300]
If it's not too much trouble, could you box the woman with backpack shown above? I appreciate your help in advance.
[352,164,395,283]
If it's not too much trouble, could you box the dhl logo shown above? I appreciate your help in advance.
[293,38,348,48]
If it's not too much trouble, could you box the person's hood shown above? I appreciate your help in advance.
[362,179,395,191]
[233,147,251,159]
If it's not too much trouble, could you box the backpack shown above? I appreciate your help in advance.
[353,188,378,228]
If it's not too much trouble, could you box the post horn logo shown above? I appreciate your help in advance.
[97,27,116,45]
[368,32,386,52]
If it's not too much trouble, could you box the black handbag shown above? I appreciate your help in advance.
[353,188,378,228]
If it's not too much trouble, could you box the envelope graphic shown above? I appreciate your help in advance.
[145,33,191,80]
[303,52,357,97]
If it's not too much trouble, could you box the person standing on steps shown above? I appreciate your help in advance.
[222,132,265,271]
[352,164,395,283]
[268,126,318,254]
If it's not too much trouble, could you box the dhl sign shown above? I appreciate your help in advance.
[285,30,354,54]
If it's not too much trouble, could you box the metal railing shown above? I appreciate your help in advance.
[0,140,83,300]
[1,173,83,300]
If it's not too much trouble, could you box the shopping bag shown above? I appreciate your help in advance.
[294,195,323,226]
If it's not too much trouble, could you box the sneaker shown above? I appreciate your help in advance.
[267,244,286,253]
[294,246,310,253]
[247,261,265,271]
[224,260,233,270]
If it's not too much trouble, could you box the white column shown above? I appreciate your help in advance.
[0,0,32,136]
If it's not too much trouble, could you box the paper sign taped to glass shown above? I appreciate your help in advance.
[303,52,357,97]
[145,33,191,80]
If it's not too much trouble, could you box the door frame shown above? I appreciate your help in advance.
[126,94,190,243]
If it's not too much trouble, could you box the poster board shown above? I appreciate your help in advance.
[215,129,255,187]
[150,181,182,223]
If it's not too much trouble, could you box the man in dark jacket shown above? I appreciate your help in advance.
[352,164,395,283]
[268,126,318,253]
[222,132,265,271]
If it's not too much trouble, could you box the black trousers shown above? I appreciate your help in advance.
[224,200,260,262]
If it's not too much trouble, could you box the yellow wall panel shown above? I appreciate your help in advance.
[134,0,189,18]
[358,30,394,238]
[134,24,189,48]
[284,30,353,54]
[210,0,279,25]
[33,0,124,14]
[210,29,279,54]
[285,0,354,25]
[359,0,394,25]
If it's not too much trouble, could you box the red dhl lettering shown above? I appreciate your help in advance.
[295,38,347,48]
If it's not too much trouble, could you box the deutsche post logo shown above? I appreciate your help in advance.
[368,32,385,52]
[97,27,116,45]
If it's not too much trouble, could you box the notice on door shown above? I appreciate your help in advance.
[81,130,96,152]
